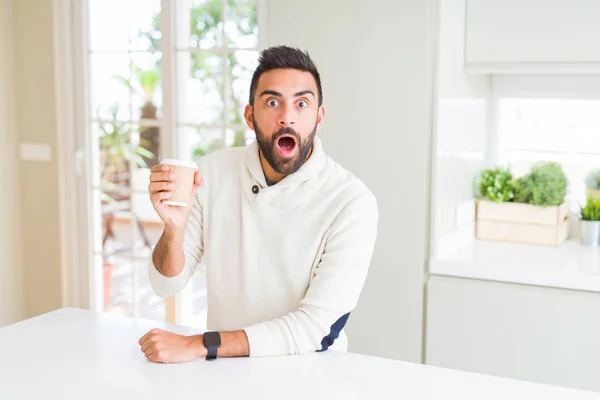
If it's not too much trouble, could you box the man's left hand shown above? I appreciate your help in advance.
[139,328,206,363]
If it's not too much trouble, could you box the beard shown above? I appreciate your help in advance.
[253,116,317,176]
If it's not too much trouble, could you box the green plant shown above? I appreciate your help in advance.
[514,161,567,207]
[192,139,223,159]
[112,63,161,166]
[586,170,600,190]
[113,65,160,104]
[580,196,600,221]
[98,105,154,206]
[98,105,154,171]
[478,167,515,202]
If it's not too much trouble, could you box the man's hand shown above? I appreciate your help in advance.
[138,328,206,364]
[148,164,203,231]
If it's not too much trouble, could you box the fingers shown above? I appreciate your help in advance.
[148,181,174,194]
[138,331,151,346]
[193,171,202,186]
[147,352,163,363]
[190,177,203,198]
[150,164,169,173]
[150,172,176,183]
[150,191,172,207]
[138,328,161,346]
[188,172,204,201]
[141,338,157,354]
[139,329,167,363]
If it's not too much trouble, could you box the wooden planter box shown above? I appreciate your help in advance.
[476,200,569,246]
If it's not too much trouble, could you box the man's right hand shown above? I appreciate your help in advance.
[148,164,203,231]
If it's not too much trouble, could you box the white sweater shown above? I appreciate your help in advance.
[148,137,378,357]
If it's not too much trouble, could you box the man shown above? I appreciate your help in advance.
[139,46,378,363]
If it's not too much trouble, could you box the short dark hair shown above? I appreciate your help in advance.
[249,45,323,107]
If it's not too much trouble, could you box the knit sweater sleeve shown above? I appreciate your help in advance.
[243,193,379,357]
[147,190,205,298]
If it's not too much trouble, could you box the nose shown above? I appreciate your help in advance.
[278,104,296,127]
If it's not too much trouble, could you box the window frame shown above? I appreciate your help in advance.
[60,0,267,321]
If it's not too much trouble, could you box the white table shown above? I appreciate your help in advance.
[1,308,598,399]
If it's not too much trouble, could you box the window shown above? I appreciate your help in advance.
[85,0,260,323]
[493,76,600,208]
[174,0,260,161]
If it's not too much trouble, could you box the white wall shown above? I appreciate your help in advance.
[0,0,25,327]
[432,0,491,256]
[13,0,64,319]
[265,0,437,362]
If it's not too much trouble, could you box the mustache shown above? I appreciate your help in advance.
[272,127,300,143]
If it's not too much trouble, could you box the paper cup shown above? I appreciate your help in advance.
[160,159,198,207]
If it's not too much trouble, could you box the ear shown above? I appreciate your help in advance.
[316,105,325,132]
[244,104,254,130]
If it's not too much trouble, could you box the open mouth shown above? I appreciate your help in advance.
[275,135,297,157]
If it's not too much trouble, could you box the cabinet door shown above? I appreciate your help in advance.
[465,0,600,66]
[426,275,600,393]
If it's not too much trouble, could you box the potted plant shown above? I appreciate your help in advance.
[113,64,161,166]
[477,167,516,203]
[579,196,600,246]
[586,170,600,201]
[513,162,568,207]
[476,162,569,246]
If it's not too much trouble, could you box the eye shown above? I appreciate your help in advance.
[267,99,279,107]
[297,100,308,108]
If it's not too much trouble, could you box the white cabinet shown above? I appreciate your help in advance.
[465,0,600,72]
[426,275,600,393]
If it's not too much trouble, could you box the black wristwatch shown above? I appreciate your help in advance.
[203,331,221,360]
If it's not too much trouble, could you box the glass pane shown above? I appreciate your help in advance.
[89,53,132,121]
[90,188,132,256]
[101,205,156,258]
[89,0,161,52]
[94,121,134,189]
[226,0,258,48]
[136,259,166,321]
[131,52,163,122]
[102,207,136,256]
[103,255,134,316]
[499,98,600,207]
[130,0,162,51]
[94,122,159,187]
[92,120,160,257]
[225,127,254,147]
[499,98,600,153]
[177,126,225,161]
[89,0,130,51]
[177,0,224,49]
[227,50,258,123]
[176,52,224,125]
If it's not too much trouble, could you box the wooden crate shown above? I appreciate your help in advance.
[476,200,569,246]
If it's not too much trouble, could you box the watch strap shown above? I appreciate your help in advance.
[203,331,221,361]
[206,344,218,360]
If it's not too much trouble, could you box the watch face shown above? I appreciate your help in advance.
[204,331,221,347]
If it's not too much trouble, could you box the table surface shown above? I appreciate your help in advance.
[1,308,599,400]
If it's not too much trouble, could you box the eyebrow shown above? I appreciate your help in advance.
[259,89,315,98]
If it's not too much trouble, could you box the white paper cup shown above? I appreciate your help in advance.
[159,159,198,207]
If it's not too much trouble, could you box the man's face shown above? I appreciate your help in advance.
[245,68,325,176]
